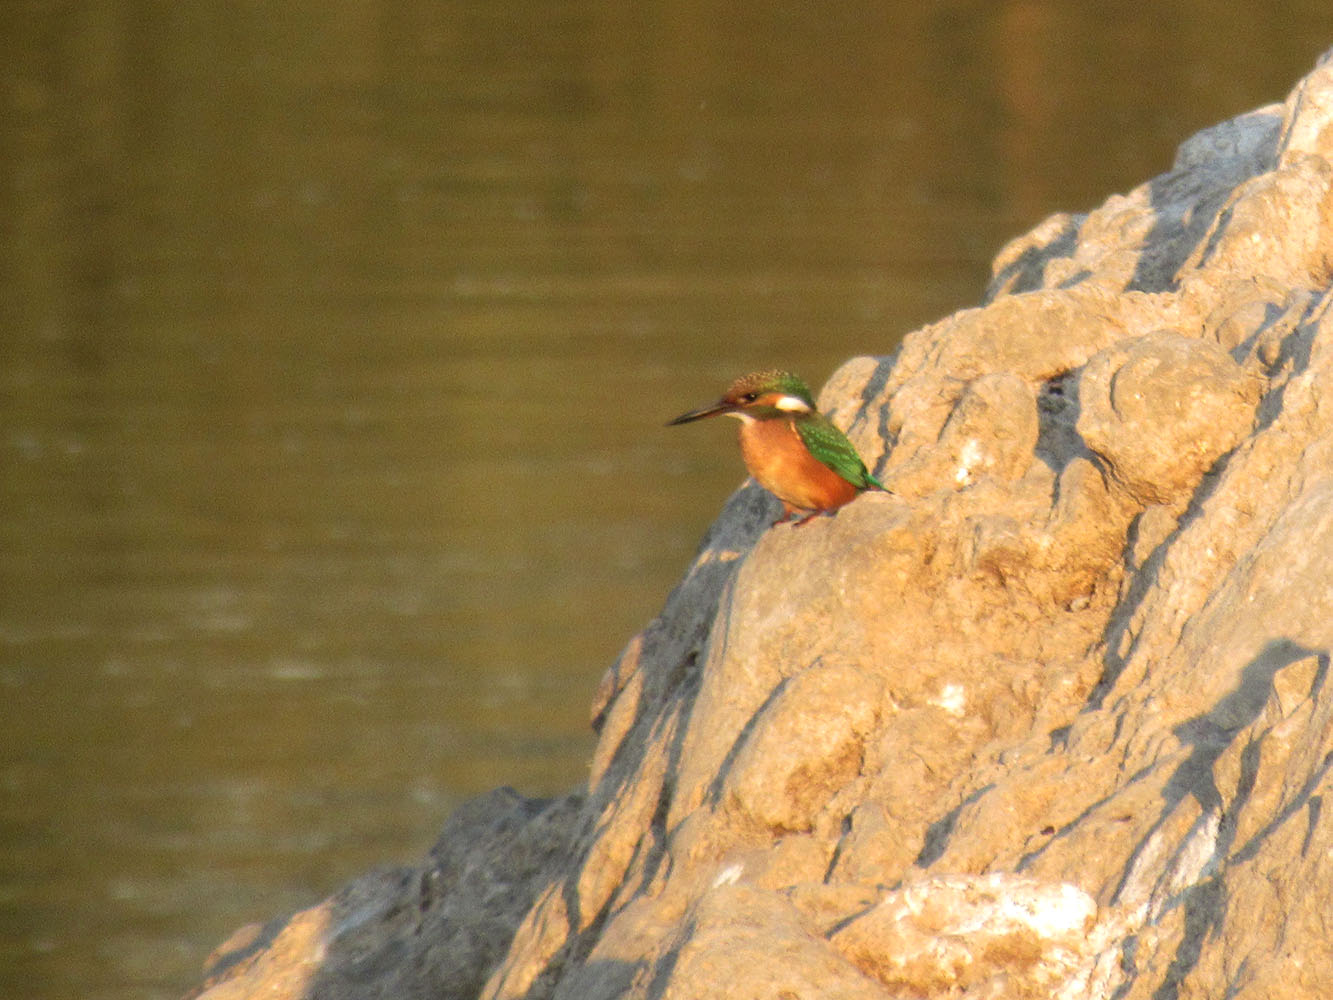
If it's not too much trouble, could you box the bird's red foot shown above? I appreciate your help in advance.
[771,508,826,527]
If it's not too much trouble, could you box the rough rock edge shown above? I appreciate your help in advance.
[190,49,1333,1000]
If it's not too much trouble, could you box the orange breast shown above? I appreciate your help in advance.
[738,418,860,513]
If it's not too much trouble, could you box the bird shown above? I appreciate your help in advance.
[668,369,885,526]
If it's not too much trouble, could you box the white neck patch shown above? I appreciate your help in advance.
[773,394,813,413]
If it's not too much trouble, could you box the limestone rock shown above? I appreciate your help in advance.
[1077,332,1261,505]
[188,788,582,1000]
[829,875,1103,998]
[721,662,884,834]
[189,48,1333,1000]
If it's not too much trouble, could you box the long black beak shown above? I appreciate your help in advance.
[667,400,734,426]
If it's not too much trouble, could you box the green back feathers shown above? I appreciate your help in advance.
[795,413,883,491]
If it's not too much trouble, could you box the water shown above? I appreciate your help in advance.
[3,3,1331,997]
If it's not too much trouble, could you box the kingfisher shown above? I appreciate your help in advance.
[668,369,885,526]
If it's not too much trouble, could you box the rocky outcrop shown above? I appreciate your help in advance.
[191,51,1333,1000]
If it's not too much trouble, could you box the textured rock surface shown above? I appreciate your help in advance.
[191,50,1333,1000]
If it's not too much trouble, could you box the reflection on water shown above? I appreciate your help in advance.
[2,2,1331,997]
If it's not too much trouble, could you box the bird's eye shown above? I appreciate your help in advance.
[741,392,758,402]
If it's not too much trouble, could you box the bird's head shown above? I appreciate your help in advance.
[667,370,816,426]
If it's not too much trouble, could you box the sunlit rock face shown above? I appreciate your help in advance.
[192,50,1333,1000]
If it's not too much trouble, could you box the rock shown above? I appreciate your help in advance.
[721,662,884,834]
[1077,332,1261,506]
[828,875,1104,998]
[889,371,1040,494]
[187,788,582,1000]
[189,48,1333,1000]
